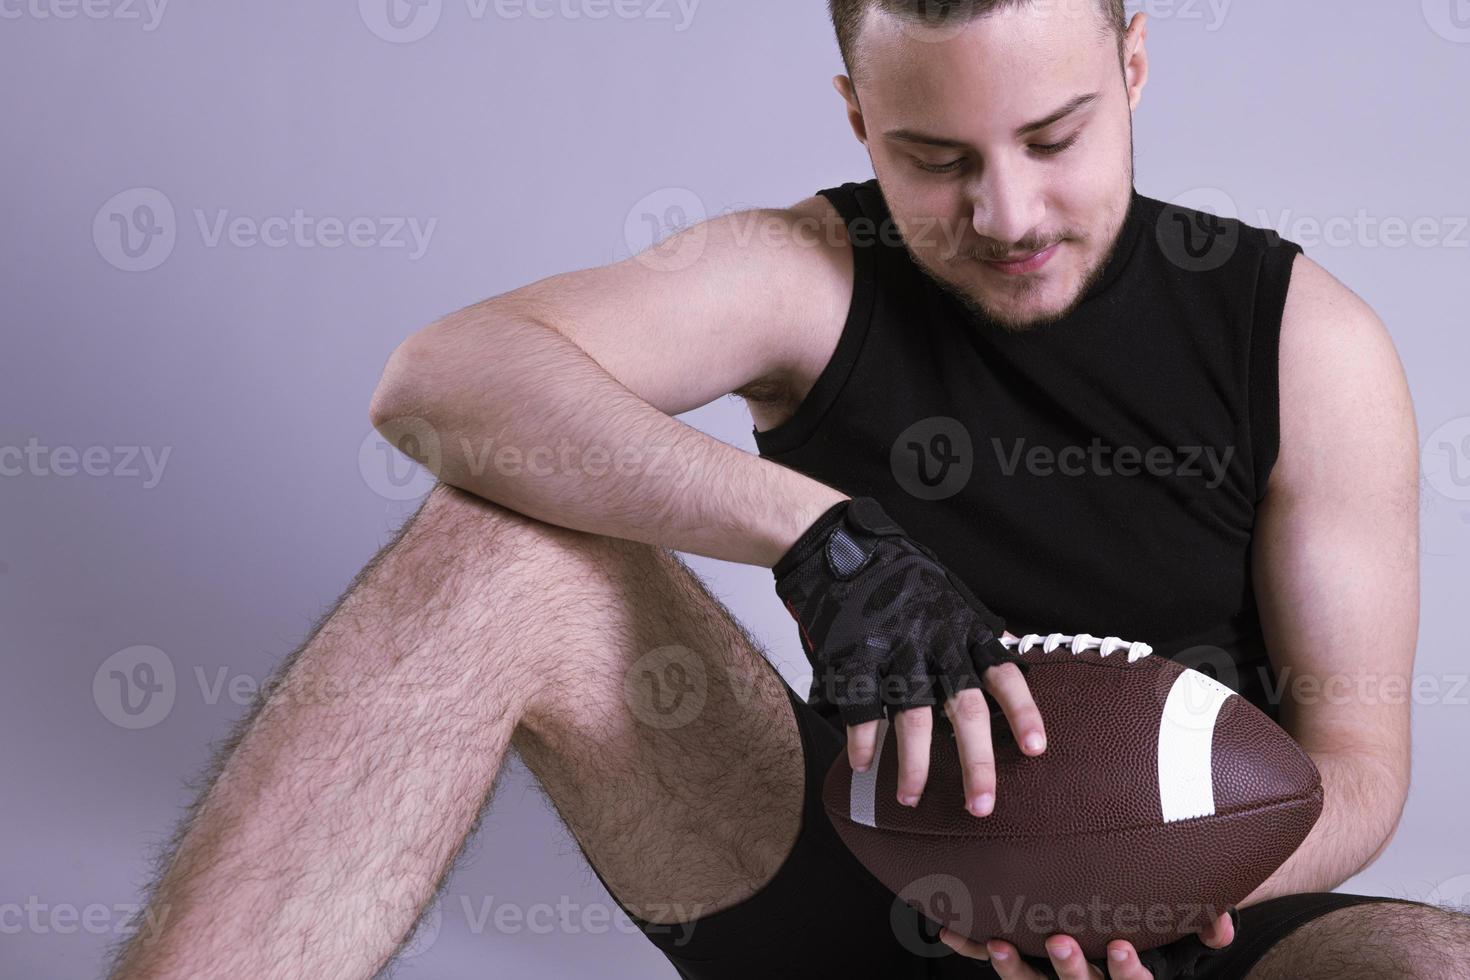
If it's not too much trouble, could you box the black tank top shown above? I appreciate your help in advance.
[754,179,1302,720]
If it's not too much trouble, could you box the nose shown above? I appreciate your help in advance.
[968,158,1045,251]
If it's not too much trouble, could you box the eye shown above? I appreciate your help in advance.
[1031,133,1081,156]
[914,158,966,174]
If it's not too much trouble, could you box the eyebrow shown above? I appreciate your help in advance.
[881,92,1101,148]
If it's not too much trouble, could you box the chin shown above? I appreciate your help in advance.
[954,266,1086,333]
[905,238,1104,333]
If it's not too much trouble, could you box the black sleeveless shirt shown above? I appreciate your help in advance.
[753,180,1302,719]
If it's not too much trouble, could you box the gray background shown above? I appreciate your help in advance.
[3,1,1469,976]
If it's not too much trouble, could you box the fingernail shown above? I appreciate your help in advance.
[989,946,1009,961]
[1109,947,1128,962]
[899,794,919,807]
[1024,733,1045,753]
[853,764,869,773]
[969,793,994,815]
[1048,943,1071,960]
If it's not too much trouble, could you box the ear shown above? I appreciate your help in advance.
[833,75,869,145]
[1123,13,1150,112]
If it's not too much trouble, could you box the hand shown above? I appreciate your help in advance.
[936,911,1236,980]
[772,497,1046,815]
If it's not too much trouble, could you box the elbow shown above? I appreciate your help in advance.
[369,329,437,433]
[1355,755,1410,873]
[369,332,453,479]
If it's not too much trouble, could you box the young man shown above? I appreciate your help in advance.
[109,2,1468,978]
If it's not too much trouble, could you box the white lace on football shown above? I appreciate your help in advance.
[1001,632,1153,662]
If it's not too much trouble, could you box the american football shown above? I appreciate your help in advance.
[822,632,1324,959]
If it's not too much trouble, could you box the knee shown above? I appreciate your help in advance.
[409,482,564,548]
[1251,901,1470,980]
[406,482,656,578]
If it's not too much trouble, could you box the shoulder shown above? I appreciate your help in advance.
[738,194,856,428]
[1269,253,1416,499]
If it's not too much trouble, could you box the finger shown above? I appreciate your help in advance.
[945,687,996,816]
[846,718,883,773]
[986,940,1047,980]
[892,705,932,806]
[1104,942,1154,980]
[1200,909,1235,948]
[1045,935,1102,980]
[982,660,1047,755]
[937,927,989,961]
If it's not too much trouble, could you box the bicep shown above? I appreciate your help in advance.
[1252,254,1419,763]
[487,197,854,417]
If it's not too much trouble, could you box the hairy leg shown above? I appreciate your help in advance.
[106,484,802,979]
[508,518,804,928]
[1245,901,1470,980]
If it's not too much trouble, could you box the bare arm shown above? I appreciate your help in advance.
[1243,253,1419,905]
[369,199,855,566]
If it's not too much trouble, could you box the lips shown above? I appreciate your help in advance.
[980,242,1060,275]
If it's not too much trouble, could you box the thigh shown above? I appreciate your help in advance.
[1237,893,1468,980]
[508,534,807,927]
[1178,893,1434,980]
[507,533,951,977]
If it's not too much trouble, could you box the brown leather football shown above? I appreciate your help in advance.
[822,632,1323,959]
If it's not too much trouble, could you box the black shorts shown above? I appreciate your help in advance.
[583,669,1421,979]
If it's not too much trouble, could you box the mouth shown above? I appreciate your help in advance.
[980,242,1061,276]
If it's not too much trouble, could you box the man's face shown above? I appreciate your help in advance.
[839,3,1148,331]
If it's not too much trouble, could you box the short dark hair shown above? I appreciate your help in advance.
[828,0,1128,85]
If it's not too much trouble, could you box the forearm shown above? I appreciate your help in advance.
[371,313,844,566]
[1240,748,1407,906]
